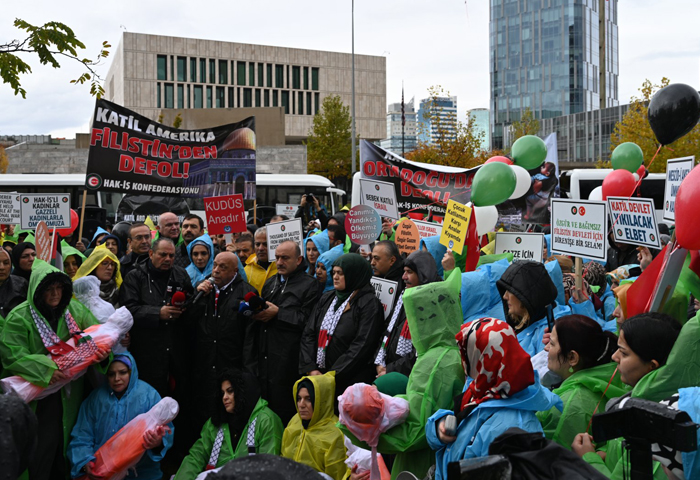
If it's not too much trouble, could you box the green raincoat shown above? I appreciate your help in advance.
[537,362,628,450]
[0,259,100,472]
[341,269,466,479]
[174,398,284,479]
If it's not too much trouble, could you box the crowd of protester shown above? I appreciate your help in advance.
[0,206,698,480]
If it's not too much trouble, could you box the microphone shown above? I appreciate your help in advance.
[171,291,187,308]
[190,277,216,305]
[239,291,269,317]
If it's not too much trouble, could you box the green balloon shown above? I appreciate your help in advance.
[512,135,547,169]
[471,162,517,207]
[611,142,644,172]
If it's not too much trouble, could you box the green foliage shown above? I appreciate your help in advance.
[510,107,540,144]
[0,146,8,174]
[0,18,110,99]
[305,95,358,179]
[173,113,183,129]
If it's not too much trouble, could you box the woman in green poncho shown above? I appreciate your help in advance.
[174,368,283,479]
[537,314,626,449]
[61,240,86,280]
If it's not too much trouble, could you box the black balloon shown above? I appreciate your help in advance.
[648,83,700,145]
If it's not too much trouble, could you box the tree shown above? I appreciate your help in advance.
[510,107,540,143]
[1,18,110,99]
[405,86,485,169]
[611,78,700,173]
[173,113,183,129]
[306,95,358,183]
[0,146,8,174]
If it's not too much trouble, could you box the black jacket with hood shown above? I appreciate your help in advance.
[119,251,149,278]
[496,260,558,332]
[0,274,28,320]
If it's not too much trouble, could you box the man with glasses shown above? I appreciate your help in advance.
[244,227,278,294]
[119,223,153,277]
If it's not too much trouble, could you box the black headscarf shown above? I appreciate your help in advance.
[212,369,262,442]
[332,253,373,304]
[296,379,315,429]
[403,251,442,286]
[11,242,35,281]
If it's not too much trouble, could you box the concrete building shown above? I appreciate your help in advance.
[467,108,490,151]
[490,0,619,149]
[417,96,458,145]
[104,32,387,144]
[380,97,417,155]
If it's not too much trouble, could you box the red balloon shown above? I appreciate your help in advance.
[675,165,700,249]
[484,156,514,166]
[56,209,79,237]
[636,165,646,178]
[602,169,636,200]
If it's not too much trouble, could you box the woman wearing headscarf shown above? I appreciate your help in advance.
[72,244,122,308]
[281,372,349,480]
[315,242,344,296]
[11,241,36,282]
[304,230,329,276]
[300,253,384,398]
[496,261,559,357]
[0,247,27,321]
[426,317,562,480]
[175,369,283,479]
[61,240,86,280]
[68,353,174,480]
[185,233,214,288]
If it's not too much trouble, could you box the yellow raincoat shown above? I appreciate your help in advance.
[244,254,277,294]
[72,244,122,288]
[281,372,349,480]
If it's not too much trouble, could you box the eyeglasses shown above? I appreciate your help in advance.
[99,261,116,269]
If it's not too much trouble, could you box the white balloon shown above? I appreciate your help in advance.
[509,165,532,200]
[474,205,498,236]
[588,186,603,201]
[633,173,640,182]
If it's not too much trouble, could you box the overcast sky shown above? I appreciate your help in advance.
[2,0,699,138]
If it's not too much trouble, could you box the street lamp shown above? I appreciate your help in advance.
[351,0,357,177]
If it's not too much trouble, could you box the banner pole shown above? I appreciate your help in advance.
[575,257,583,291]
[78,189,87,242]
[254,199,257,225]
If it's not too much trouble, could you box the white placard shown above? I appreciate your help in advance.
[275,204,299,217]
[607,196,660,249]
[20,193,71,230]
[266,218,303,258]
[494,232,545,263]
[370,276,399,320]
[413,220,443,238]
[551,199,607,261]
[663,156,695,222]
[359,178,399,220]
[0,193,21,224]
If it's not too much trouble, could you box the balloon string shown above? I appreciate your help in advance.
[585,365,620,435]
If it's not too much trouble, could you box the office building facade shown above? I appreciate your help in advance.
[468,108,491,151]
[380,97,418,154]
[417,96,458,145]
[490,0,619,149]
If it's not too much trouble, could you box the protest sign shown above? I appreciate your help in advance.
[607,196,660,249]
[370,277,399,320]
[345,205,381,245]
[34,222,52,262]
[266,218,303,258]
[551,199,607,261]
[275,204,298,217]
[395,219,420,255]
[663,156,695,222]
[494,232,545,263]
[204,194,246,235]
[86,99,256,207]
[20,193,71,230]
[649,246,688,313]
[439,200,472,255]
[0,193,20,224]
[414,220,442,238]
[359,178,399,220]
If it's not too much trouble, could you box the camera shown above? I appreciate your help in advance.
[306,193,314,201]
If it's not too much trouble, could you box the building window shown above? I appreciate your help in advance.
[170,56,174,81]
[219,60,228,84]
[312,68,319,90]
[228,87,234,107]
[187,85,191,108]
[275,65,284,88]
[194,85,203,108]
[238,62,246,85]
[249,62,255,86]
[287,66,290,88]
[304,67,309,90]
[206,86,212,108]
[255,89,261,107]
[156,82,161,107]
[272,90,278,107]
[266,64,272,87]
[216,87,225,107]
[264,89,270,107]
[243,88,252,107]
[306,92,311,115]
[292,66,301,89]
[298,92,303,114]
[190,58,196,83]
[237,88,241,107]
[258,64,264,87]
[177,57,186,82]
[165,83,174,108]
[281,91,289,114]
[200,59,206,83]
[157,56,167,80]
[209,60,216,84]
[177,84,184,108]
[314,92,320,114]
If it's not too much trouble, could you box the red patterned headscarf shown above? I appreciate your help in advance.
[455,317,535,411]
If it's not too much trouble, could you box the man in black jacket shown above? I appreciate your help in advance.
[371,240,404,284]
[119,237,194,397]
[244,240,319,424]
[119,223,152,277]
[174,214,205,268]
[190,251,256,426]
[0,248,27,320]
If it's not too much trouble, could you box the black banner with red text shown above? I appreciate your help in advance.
[86,99,256,202]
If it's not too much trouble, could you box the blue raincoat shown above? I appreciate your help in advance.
[88,227,110,249]
[315,244,344,293]
[185,234,214,287]
[461,259,509,323]
[545,260,601,324]
[679,387,700,478]
[598,286,616,323]
[426,372,562,480]
[304,230,330,261]
[67,352,175,479]
[419,235,447,278]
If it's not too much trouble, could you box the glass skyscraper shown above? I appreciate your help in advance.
[490,0,618,150]
[417,96,458,145]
